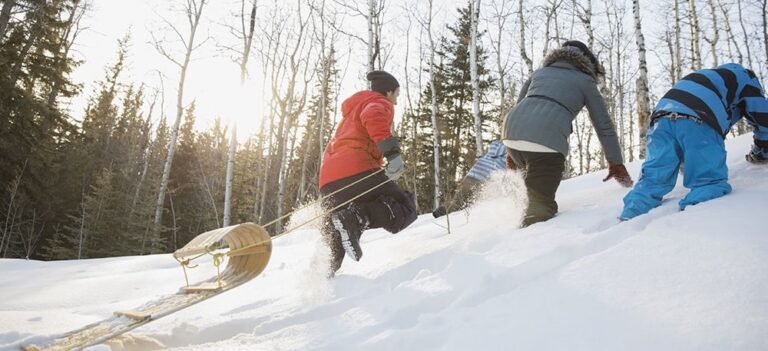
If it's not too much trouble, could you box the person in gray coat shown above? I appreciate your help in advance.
[502,40,633,227]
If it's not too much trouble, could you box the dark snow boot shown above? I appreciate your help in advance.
[331,203,369,261]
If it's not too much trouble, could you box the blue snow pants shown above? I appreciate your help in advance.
[620,117,732,220]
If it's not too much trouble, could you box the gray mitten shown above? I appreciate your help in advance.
[377,136,405,180]
[385,154,405,180]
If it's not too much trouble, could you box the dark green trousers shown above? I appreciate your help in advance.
[506,148,565,227]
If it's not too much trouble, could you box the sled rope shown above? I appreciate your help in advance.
[227,171,394,257]
[180,169,390,266]
[260,168,386,229]
[176,245,226,288]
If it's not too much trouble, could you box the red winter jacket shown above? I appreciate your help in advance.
[319,90,394,188]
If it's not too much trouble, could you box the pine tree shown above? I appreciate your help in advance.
[0,0,86,259]
[291,50,339,206]
[403,2,494,212]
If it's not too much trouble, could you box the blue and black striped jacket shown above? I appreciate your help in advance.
[466,140,507,182]
[652,63,768,142]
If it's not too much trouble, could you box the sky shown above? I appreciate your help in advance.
[64,0,762,144]
[2,134,767,350]
[65,0,462,140]
[68,0,270,138]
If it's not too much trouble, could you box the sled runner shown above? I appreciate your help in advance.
[22,222,272,351]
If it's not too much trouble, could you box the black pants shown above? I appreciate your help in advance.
[320,169,417,273]
[506,148,565,227]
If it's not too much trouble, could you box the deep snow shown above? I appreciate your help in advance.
[1,135,767,351]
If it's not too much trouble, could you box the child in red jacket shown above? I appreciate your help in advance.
[319,71,417,276]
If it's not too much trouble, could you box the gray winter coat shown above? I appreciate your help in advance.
[502,48,624,164]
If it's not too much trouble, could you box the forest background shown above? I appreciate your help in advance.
[1,0,766,260]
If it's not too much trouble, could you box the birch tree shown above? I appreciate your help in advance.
[485,0,514,108]
[333,0,388,71]
[674,0,682,80]
[259,0,313,232]
[0,0,17,45]
[704,0,720,66]
[762,0,767,72]
[718,0,743,63]
[688,0,702,70]
[221,0,258,227]
[469,0,483,157]
[150,0,208,247]
[736,0,754,68]
[418,0,441,209]
[573,0,595,49]
[633,0,650,158]
[519,0,534,76]
[541,0,564,58]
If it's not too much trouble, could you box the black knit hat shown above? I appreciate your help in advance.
[367,70,400,94]
[562,40,605,76]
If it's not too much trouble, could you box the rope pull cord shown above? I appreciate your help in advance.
[175,246,225,288]
[261,169,386,229]
[177,168,390,267]
[227,169,393,257]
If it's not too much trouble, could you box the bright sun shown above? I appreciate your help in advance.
[197,65,266,140]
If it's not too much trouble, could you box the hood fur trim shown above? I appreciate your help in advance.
[542,47,600,79]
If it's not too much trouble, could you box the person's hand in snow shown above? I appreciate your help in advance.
[603,163,633,187]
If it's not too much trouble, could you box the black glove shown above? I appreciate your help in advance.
[378,136,405,180]
[746,144,768,164]
[432,206,447,218]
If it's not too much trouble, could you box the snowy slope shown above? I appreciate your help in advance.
[1,135,767,351]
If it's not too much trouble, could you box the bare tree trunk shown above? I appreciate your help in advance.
[674,0,682,80]
[542,0,563,58]
[222,0,257,227]
[47,0,86,109]
[487,0,512,106]
[152,0,208,243]
[76,192,86,259]
[169,193,178,250]
[296,122,314,205]
[574,0,594,49]
[257,107,274,223]
[368,0,376,71]
[240,0,258,84]
[404,14,419,211]
[262,0,312,231]
[633,0,650,159]
[1,160,25,256]
[333,0,386,70]
[705,0,720,66]
[131,93,158,213]
[519,0,533,76]
[470,0,483,157]
[763,0,768,74]
[222,125,236,226]
[20,210,43,259]
[425,0,441,208]
[665,30,677,83]
[718,0,743,63]
[0,0,16,45]
[736,0,754,68]
[277,116,298,232]
[689,0,702,70]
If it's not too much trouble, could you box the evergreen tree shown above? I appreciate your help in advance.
[401,2,494,212]
[60,167,121,258]
[289,50,339,207]
[163,103,199,250]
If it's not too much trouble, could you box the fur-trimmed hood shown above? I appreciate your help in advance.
[542,47,601,79]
